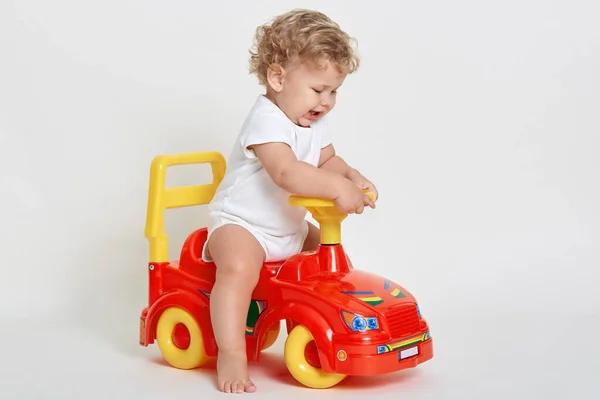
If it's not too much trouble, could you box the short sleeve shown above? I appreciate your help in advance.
[239,112,294,159]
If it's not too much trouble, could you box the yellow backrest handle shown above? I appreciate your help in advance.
[144,152,226,263]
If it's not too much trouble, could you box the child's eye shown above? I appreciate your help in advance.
[312,88,322,93]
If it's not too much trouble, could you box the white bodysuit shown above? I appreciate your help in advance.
[202,95,332,262]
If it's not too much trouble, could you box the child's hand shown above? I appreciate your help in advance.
[334,179,376,214]
[349,173,378,202]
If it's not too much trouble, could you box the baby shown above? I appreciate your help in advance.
[202,9,378,394]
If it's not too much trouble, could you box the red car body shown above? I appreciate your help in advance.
[140,227,433,376]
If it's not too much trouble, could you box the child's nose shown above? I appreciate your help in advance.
[320,96,332,109]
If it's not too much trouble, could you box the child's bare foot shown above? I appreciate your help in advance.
[217,350,256,394]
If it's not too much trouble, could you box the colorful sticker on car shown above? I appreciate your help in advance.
[342,291,384,306]
[376,332,430,354]
[359,296,384,306]
[245,300,267,336]
[384,280,407,298]
[390,288,406,298]
[342,281,407,305]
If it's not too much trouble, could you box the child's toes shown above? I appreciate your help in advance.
[245,380,257,393]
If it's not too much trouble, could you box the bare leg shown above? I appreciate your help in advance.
[207,225,265,394]
[302,221,320,252]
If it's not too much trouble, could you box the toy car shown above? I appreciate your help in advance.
[139,151,433,389]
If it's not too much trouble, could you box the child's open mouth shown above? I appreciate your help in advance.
[306,110,321,120]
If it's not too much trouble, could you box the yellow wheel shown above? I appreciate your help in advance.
[284,324,347,389]
[261,322,281,350]
[156,307,212,369]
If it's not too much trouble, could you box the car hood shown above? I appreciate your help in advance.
[301,269,416,315]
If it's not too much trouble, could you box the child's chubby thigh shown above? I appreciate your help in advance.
[202,213,309,263]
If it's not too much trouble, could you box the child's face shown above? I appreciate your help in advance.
[268,58,347,127]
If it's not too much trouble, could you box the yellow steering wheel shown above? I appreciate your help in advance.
[288,191,375,245]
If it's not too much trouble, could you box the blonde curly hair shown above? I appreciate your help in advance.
[249,9,360,86]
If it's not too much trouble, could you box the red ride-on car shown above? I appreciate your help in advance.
[139,152,433,389]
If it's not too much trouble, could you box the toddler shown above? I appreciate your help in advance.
[202,9,378,394]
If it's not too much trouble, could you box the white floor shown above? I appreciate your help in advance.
[2,310,598,400]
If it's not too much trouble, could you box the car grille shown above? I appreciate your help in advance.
[384,303,421,339]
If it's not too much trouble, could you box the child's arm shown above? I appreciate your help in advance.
[318,144,379,201]
[317,144,356,178]
[250,142,375,213]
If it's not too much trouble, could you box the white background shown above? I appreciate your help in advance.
[1,0,599,398]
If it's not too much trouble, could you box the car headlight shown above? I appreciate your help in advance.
[341,311,380,332]
[367,317,379,330]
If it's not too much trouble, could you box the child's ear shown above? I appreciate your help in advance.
[266,64,285,92]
